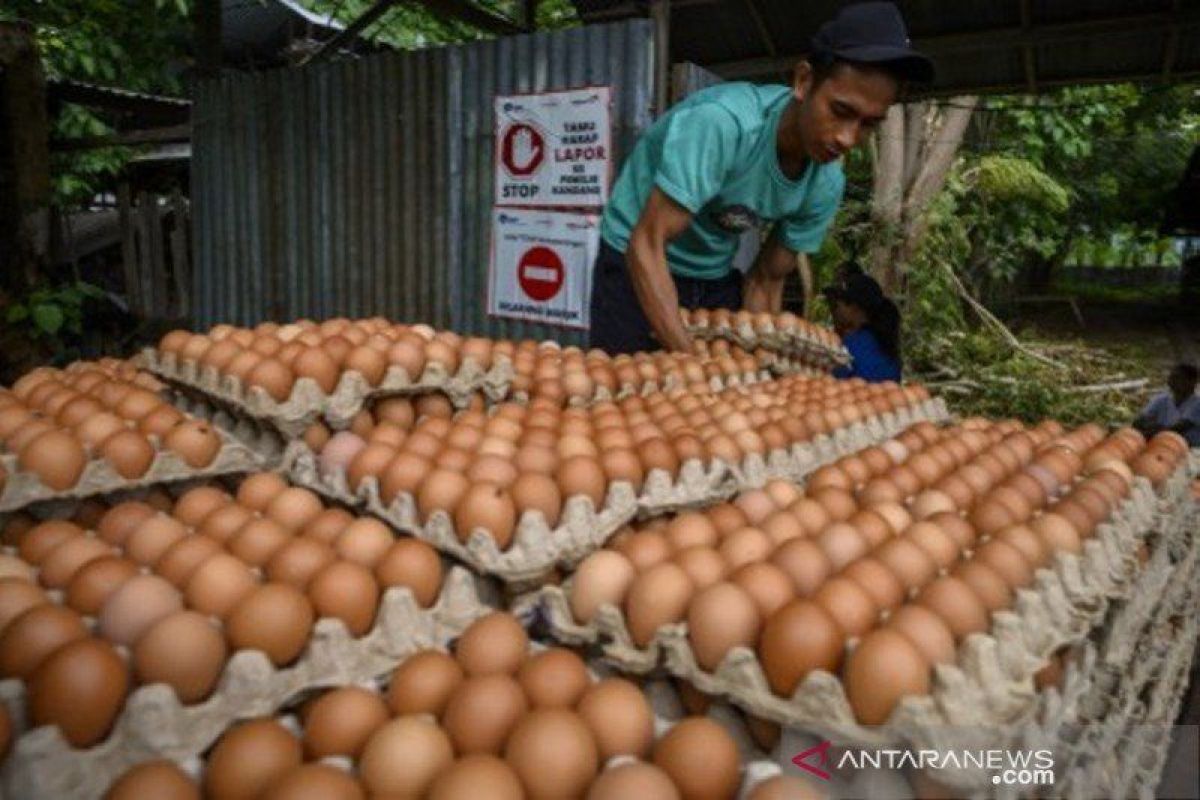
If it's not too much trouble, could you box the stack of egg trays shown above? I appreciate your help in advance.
[138,348,514,439]
[686,317,852,373]
[537,465,1178,792]
[281,398,948,591]
[0,540,497,800]
[0,427,265,516]
[507,361,776,408]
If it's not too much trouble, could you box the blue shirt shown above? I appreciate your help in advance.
[834,329,901,383]
[599,83,845,279]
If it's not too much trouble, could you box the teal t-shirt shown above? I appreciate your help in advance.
[599,82,845,280]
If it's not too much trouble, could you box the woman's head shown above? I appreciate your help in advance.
[823,271,902,362]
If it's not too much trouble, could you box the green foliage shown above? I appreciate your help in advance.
[5,281,108,343]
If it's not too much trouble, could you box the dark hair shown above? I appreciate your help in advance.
[807,49,909,90]
[1171,363,1198,382]
[866,297,902,366]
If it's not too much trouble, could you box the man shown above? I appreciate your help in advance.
[1134,363,1200,447]
[588,1,932,354]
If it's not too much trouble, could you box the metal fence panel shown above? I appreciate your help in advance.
[190,19,655,347]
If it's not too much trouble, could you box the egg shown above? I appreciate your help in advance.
[1029,512,1082,556]
[454,483,518,549]
[915,576,991,640]
[373,539,443,606]
[576,677,655,760]
[875,538,938,592]
[587,762,680,800]
[687,582,762,671]
[885,604,957,666]
[517,647,590,707]
[441,673,529,754]
[185,553,259,617]
[38,535,114,589]
[427,755,524,800]
[624,562,695,647]
[972,540,1035,588]
[952,560,1013,613]
[510,473,563,528]
[843,629,931,725]
[841,557,906,611]
[771,539,833,597]
[173,486,233,526]
[125,514,189,565]
[417,469,471,523]
[812,577,881,638]
[0,602,88,678]
[301,508,356,543]
[558,456,608,508]
[308,561,380,637]
[905,521,961,570]
[746,775,827,800]
[28,637,128,747]
[18,519,82,564]
[0,577,49,634]
[730,562,795,617]
[204,719,303,800]
[505,709,599,799]
[261,764,364,800]
[133,610,228,703]
[198,503,255,543]
[229,517,291,567]
[18,430,87,490]
[99,430,156,479]
[757,599,844,697]
[163,420,221,468]
[105,760,201,800]
[226,583,314,666]
[994,524,1050,568]
[236,472,289,511]
[652,717,741,800]
[303,686,390,759]
[455,612,529,675]
[569,550,637,624]
[265,487,324,531]
[386,650,464,717]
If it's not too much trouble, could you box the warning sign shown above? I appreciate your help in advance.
[488,209,600,330]
[494,86,612,209]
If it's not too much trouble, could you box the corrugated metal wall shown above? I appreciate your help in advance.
[191,20,655,347]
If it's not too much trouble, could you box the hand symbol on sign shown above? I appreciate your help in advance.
[511,126,542,171]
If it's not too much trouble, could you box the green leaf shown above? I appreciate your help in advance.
[32,304,65,336]
[5,304,29,323]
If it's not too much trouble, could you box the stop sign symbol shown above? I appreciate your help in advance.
[501,122,545,178]
[518,246,564,301]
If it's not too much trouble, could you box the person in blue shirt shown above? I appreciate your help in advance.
[825,270,902,382]
[587,2,933,354]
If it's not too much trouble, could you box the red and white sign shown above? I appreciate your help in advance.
[488,209,600,330]
[494,86,612,209]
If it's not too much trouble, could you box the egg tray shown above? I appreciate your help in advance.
[505,366,775,409]
[137,348,514,438]
[687,319,851,369]
[0,423,267,515]
[535,470,1180,756]
[0,563,497,800]
[279,400,948,591]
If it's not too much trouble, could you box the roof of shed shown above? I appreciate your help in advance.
[572,0,1200,94]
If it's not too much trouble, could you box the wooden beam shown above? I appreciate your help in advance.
[651,0,671,116]
[709,8,1200,81]
[1019,0,1037,94]
[743,0,776,58]
[580,0,716,22]
[411,0,527,36]
[193,0,221,78]
[50,124,191,152]
[301,0,398,65]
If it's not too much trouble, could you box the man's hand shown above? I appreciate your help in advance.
[744,234,800,313]
[627,188,695,352]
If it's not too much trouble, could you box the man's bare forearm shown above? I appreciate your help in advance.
[627,234,692,352]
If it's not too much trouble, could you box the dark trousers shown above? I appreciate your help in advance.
[588,241,742,354]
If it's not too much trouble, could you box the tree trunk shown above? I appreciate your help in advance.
[866,96,978,296]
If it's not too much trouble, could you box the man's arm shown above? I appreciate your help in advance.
[744,233,801,313]
[627,187,696,352]
[797,252,814,318]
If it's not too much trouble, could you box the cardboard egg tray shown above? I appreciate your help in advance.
[507,365,775,409]
[536,466,1185,758]
[0,567,496,800]
[138,348,514,438]
[280,399,948,590]
[0,423,267,515]
[686,317,851,371]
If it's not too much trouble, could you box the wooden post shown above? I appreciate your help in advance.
[650,0,671,117]
[145,193,167,319]
[193,0,222,79]
[170,190,191,320]
[117,182,141,316]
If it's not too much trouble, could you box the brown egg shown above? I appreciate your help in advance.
[303,686,390,759]
[994,524,1049,569]
[386,650,464,717]
[569,550,637,624]
[771,539,833,597]
[355,715,453,797]
[0,603,88,678]
[39,535,114,589]
[875,538,938,592]
[427,755,524,800]
[199,503,255,543]
[509,473,563,529]
[558,456,608,508]
[455,612,529,675]
[163,421,221,468]
[505,709,599,799]
[617,530,671,571]
[868,502,913,537]
[236,472,289,511]
[905,521,961,570]
[687,582,762,671]
[812,576,881,638]
[229,517,292,567]
[813,523,868,572]
[442,673,529,754]
[204,719,303,800]
[133,610,228,703]
[624,562,695,647]
[261,764,363,800]
[416,469,471,523]
[1030,512,1082,556]
[18,429,87,490]
[843,629,931,725]
[124,514,189,565]
[517,648,591,707]
[265,538,335,589]
[173,486,233,527]
[19,519,83,564]
[972,540,1034,589]
[265,487,324,532]
[652,717,741,800]
[915,576,991,640]
[454,483,518,550]
[717,526,773,571]
[952,560,1013,613]
[28,637,128,747]
[373,539,443,607]
[185,553,260,618]
[100,430,156,479]
[576,677,655,760]
[587,762,680,800]
[757,599,845,696]
[106,760,201,800]
[885,604,957,666]
[99,573,183,646]
[302,508,356,543]
[726,563,793,619]
[0,577,49,634]
[226,583,314,666]
[746,775,827,800]
[842,557,906,611]
[707,503,750,536]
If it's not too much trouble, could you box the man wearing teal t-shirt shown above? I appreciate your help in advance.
[589,2,933,354]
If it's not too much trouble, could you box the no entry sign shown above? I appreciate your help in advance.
[488,209,600,330]
[494,87,612,209]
